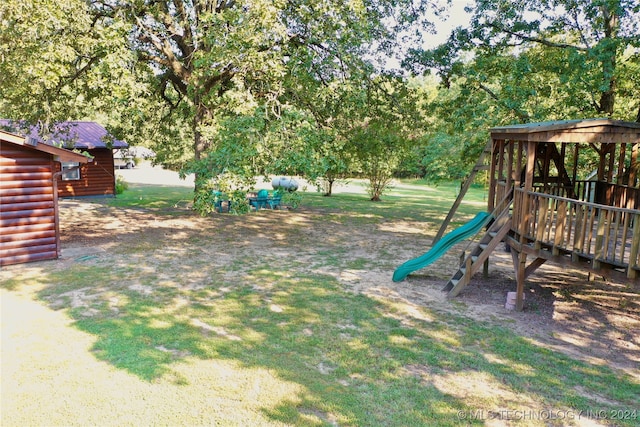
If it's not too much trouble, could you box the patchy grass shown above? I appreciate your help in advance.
[108,183,194,212]
[1,178,638,426]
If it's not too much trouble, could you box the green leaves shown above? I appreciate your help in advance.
[398,0,639,183]
[0,0,132,125]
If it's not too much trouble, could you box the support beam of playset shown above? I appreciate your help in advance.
[432,139,493,245]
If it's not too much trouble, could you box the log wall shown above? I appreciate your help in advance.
[0,141,59,266]
[55,148,115,197]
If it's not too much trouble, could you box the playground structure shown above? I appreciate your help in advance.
[393,212,492,282]
[396,119,640,310]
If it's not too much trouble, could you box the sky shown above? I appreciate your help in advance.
[425,0,473,49]
[379,0,473,72]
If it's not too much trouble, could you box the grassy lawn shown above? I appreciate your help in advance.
[1,178,638,426]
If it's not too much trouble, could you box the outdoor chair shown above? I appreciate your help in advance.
[213,191,231,213]
[268,192,282,209]
[249,189,270,210]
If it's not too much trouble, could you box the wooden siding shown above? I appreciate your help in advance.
[0,142,58,266]
[55,148,115,197]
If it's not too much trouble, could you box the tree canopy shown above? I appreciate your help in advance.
[402,0,640,181]
[0,0,134,131]
[1,0,638,197]
[85,0,437,187]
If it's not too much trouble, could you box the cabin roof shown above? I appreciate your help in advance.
[0,129,90,163]
[0,120,127,149]
[490,118,640,144]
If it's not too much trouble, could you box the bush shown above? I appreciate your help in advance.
[115,175,128,195]
[192,171,254,216]
[281,190,302,209]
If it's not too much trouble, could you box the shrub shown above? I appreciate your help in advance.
[115,175,128,195]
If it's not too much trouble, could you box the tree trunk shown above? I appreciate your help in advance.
[598,3,618,117]
[192,101,209,193]
[323,178,334,196]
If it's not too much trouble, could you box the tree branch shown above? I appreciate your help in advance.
[487,22,588,52]
[158,0,195,65]
[53,55,101,97]
[478,82,530,122]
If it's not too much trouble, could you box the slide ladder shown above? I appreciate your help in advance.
[443,201,513,297]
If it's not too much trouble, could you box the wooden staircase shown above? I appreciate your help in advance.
[442,201,513,297]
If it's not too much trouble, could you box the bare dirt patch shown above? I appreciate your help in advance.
[55,193,640,380]
[51,167,639,379]
[374,248,639,377]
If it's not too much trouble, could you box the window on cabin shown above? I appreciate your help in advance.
[61,162,80,181]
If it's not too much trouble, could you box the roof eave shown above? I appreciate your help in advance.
[1,130,90,163]
[490,119,640,144]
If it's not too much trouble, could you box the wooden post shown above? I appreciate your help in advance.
[629,214,640,279]
[516,141,523,186]
[594,208,606,270]
[572,205,584,262]
[543,142,551,192]
[554,200,567,255]
[572,144,579,185]
[488,138,498,212]
[630,143,638,187]
[535,199,548,250]
[498,141,504,189]
[617,143,626,185]
[598,144,607,181]
[507,140,514,188]
[516,251,526,311]
[519,141,536,243]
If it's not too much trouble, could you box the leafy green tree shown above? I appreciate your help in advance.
[0,0,132,129]
[407,0,639,121]
[91,0,292,184]
[90,0,441,193]
[340,75,421,201]
[283,78,364,196]
[403,0,640,182]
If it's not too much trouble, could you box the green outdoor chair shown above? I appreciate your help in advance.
[268,191,283,209]
[250,189,270,210]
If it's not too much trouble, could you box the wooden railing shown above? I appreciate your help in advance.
[531,180,639,210]
[574,180,639,210]
[512,188,640,278]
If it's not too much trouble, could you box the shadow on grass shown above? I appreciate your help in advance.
[3,181,638,426]
[6,260,637,426]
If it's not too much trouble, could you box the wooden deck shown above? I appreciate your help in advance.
[510,188,639,281]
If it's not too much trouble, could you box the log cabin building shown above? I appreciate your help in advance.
[0,120,127,198]
[0,130,89,266]
[436,119,639,310]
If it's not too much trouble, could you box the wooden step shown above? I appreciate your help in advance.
[442,278,459,292]
[445,218,513,297]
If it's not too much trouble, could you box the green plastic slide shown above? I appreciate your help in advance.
[392,211,492,282]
